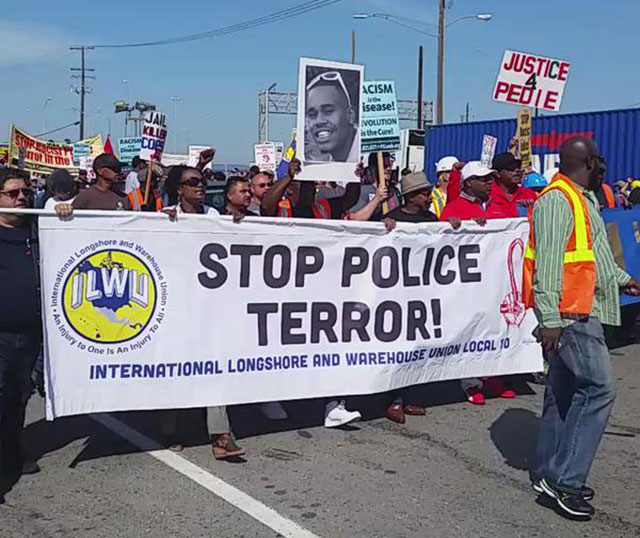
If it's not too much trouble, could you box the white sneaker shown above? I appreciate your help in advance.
[261,402,288,420]
[324,400,362,428]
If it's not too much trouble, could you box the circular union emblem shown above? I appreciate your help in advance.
[62,249,157,344]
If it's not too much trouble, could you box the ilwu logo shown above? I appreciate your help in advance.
[61,248,158,344]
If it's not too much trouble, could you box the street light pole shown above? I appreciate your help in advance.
[170,96,181,152]
[43,97,52,133]
[417,46,423,129]
[351,30,356,63]
[436,0,445,125]
[265,82,277,142]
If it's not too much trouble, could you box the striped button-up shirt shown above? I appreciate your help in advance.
[531,181,630,328]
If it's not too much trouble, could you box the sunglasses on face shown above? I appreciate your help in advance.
[306,70,352,108]
[180,177,207,188]
[0,188,32,200]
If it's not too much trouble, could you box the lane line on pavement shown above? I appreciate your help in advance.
[91,413,320,538]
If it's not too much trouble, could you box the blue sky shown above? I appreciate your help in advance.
[2,0,639,163]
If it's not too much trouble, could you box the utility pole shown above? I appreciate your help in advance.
[436,0,445,124]
[70,46,95,140]
[417,46,423,129]
[351,30,356,63]
[465,102,470,123]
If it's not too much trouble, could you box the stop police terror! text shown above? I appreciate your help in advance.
[197,243,481,346]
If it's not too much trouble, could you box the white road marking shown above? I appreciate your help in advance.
[91,413,320,538]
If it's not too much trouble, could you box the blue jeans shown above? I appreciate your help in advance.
[532,317,616,492]
[0,330,41,479]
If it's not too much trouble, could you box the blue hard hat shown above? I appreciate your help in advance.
[523,172,547,190]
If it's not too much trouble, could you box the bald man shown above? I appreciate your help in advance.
[524,136,640,518]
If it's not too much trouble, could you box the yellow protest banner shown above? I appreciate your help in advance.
[9,125,75,173]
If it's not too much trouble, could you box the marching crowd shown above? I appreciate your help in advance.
[1,136,638,519]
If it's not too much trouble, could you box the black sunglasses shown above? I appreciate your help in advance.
[0,188,32,199]
[180,177,207,188]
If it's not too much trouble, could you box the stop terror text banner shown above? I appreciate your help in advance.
[39,214,541,419]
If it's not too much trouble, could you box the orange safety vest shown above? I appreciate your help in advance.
[277,199,292,217]
[310,199,331,219]
[128,188,162,211]
[522,173,596,315]
[601,183,615,208]
[276,198,332,219]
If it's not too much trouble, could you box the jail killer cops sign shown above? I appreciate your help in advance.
[39,214,541,419]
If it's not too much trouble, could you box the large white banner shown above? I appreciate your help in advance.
[40,214,542,419]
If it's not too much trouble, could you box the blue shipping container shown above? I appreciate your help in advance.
[424,108,640,184]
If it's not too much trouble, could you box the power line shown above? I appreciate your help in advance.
[88,0,344,49]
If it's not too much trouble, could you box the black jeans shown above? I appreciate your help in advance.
[0,330,41,480]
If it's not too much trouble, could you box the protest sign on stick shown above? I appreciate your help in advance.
[516,108,533,169]
[493,50,570,112]
[480,135,498,168]
[296,57,364,182]
[254,143,277,173]
[140,111,168,205]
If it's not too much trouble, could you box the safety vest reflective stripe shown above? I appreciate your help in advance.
[128,189,162,211]
[311,199,331,219]
[431,188,446,218]
[563,250,596,263]
[127,189,144,211]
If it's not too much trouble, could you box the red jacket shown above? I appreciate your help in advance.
[440,195,487,221]
[445,169,462,202]
[486,183,537,219]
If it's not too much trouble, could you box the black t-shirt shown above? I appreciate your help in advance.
[0,226,40,329]
[386,206,438,223]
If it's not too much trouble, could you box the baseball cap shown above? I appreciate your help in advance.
[401,171,432,196]
[461,161,495,181]
[492,152,522,171]
[93,153,123,173]
[435,156,459,173]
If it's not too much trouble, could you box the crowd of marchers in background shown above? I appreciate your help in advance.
[0,140,636,472]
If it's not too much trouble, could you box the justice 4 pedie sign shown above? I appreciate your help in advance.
[361,80,400,153]
[140,111,168,161]
[493,50,571,112]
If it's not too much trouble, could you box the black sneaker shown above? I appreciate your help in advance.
[532,480,594,501]
[540,478,595,518]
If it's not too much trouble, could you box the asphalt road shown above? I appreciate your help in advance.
[2,344,639,538]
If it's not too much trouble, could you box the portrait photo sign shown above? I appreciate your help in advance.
[296,57,364,183]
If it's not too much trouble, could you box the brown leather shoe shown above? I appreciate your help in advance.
[212,433,246,460]
[404,404,426,416]
[386,403,405,424]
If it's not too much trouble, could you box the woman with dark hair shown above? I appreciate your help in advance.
[164,166,218,214]
[162,166,244,459]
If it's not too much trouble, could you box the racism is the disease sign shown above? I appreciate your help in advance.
[493,50,570,112]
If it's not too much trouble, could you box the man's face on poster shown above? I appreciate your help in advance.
[305,84,353,157]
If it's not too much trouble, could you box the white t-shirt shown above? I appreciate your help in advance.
[124,170,140,194]
[45,196,75,210]
[171,203,220,216]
